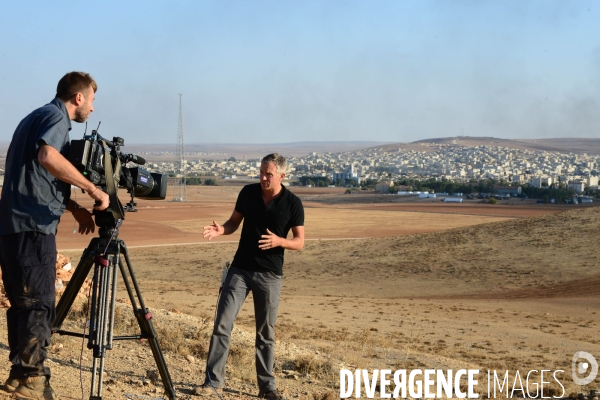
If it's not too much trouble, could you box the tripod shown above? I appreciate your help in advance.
[52,215,176,400]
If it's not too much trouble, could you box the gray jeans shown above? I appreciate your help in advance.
[204,267,282,392]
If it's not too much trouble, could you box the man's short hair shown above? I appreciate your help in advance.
[56,72,97,101]
[262,153,287,174]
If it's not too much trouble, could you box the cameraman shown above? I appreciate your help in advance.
[0,72,109,399]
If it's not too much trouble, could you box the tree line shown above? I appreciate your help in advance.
[296,175,594,202]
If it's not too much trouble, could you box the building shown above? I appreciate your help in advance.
[530,176,552,188]
[444,197,463,203]
[375,182,391,194]
[333,165,360,185]
[494,185,522,196]
[568,181,585,193]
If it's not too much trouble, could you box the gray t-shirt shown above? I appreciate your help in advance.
[0,98,72,235]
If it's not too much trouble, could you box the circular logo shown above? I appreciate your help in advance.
[572,351,598,386]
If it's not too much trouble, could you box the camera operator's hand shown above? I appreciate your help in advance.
[67,200,96,234]
[72,207,95,234]
[88,187,109,211]
[203,221,223,241]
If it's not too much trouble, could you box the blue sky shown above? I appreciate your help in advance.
[0,1,599,144]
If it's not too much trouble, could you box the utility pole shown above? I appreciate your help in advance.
[173,93,187,201]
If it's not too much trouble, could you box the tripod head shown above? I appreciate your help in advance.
[94,208,123,239]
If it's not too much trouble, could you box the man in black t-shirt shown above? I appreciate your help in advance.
[198,153,304,400]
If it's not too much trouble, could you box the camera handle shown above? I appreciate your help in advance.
[99,139,125,220]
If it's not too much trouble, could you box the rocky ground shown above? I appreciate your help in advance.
[0,305,338,400]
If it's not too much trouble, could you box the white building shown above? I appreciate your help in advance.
[530,176,553,188]
[568,181,585,193]
[333,165,360,185]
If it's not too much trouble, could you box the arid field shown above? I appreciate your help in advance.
[0,185,598,399]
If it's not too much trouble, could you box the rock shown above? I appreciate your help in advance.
[56,269,72,282]
[186,355,195,363]
[146,369,160,384]
[50,343,64,352]
[194,386,205,395]
[56,253,70,269]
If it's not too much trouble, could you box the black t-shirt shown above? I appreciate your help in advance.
[231,183,304,275]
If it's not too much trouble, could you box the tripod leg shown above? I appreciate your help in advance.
[107,253,119,350]
[88,263,100,350]
[88,254,119,400]
[119,245,177,400]
[53,241,98,330]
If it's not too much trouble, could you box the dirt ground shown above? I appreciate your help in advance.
[0,185,598,399]
[56,186,565,250]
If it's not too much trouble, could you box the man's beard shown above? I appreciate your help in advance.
[73,104,90,123]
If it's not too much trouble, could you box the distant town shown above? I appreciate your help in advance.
[0,141,598,201]
[135,142,599,197]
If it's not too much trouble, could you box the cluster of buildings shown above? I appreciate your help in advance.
[1,143,598,194]
[141,144,600,193]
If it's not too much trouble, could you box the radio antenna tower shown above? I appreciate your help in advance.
[173,93,187,201]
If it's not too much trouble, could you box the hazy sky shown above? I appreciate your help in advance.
[1,1,599,145]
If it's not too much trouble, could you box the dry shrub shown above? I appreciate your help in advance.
[280,354,336,381]
[155,324,208,358]
[112,304,139,334]
[64,298,90,322]
[277,322,350,342]
[312,391,336,400]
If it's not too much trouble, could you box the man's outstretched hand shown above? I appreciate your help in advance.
[203,221,223,241]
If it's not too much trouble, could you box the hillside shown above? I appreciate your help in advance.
[365,136,600,155]
[0,206,598,399]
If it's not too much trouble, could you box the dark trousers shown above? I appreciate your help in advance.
[0,231,56,378]
[205,267,282,392]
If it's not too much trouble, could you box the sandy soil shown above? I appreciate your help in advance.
[0,186,598,399]
[56,186,567,250]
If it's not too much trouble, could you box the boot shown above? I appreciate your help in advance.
[13,376,58,400]
[3,375,19,392]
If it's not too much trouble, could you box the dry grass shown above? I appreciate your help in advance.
[154,314,212,358]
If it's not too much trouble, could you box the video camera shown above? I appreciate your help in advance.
[68,125,167,223]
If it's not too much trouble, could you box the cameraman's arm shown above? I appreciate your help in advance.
[202,210,244,240]
[37,144,109,211]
